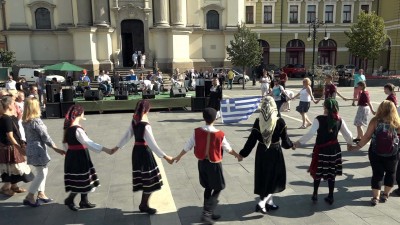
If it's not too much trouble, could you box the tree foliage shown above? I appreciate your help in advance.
[345,12,387,60]
[226,23,262,72]
[0,50,16,67]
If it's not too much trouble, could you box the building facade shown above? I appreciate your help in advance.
[0,0,398,73]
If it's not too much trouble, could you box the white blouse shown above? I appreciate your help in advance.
[297,118,353,145]
[63,128,103,153]
[299,88,311,102]
[183,125,232,152]
[116,124,167,158]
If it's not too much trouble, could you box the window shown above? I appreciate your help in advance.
[307,5,316,23]
[361,5,370,13]
[35,7,51,29]
[343,5,352,23]
[246,6,254,24]
[289,5,299,24]
[325,5,334,23]
[264,5,272,24]
[206,10,219,29]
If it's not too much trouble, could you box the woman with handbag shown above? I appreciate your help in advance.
[292,78,317,129]
[22,98,65,207]
[0,95,34,197]
[270,80,290,117]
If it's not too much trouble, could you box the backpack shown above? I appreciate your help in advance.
[371,121,399,157]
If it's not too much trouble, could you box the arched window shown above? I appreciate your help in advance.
[286,39,305,48]
[318,39,337,65]
[258,39,270,65]
[206,10,219,29]
[35,7,51,29]
[318,39,337,48]
[286,39,305,65]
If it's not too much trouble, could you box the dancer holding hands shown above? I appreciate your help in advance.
[174,108,241,224]
[113,100,174,215]
[293,99,353,205]
[63,105,113,211]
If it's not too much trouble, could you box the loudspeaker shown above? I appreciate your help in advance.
[142,90,155,99]
[191,97,209,112]
[115,90,129,100]
[62,88,74,102]
[195,85,205,98]
[46,103,61,118]
[61,102,75,117]
[204,80,212,97]
[46,84,61,103]
[170,87,186,98]
[84,90,103,101]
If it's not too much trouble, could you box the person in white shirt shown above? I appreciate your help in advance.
[140,53,146,69]
[141,79,153,92]
[6,75,16,90]
[260,70,271,96]
[97,70,112,96]
[132,51,138,69]
[62,105,112,211]
[112,100,174,214]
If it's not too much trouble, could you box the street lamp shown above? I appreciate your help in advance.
[307,18,328,90]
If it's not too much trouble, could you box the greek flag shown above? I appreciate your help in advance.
[221,96,262,123]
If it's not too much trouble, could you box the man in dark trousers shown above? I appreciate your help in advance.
[174,108,242,224]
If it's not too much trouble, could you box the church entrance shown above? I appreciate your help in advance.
[121,19,144,67]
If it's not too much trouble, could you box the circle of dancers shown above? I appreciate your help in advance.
[0,73,400,225]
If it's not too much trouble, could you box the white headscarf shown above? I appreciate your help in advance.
[259,96,278,148]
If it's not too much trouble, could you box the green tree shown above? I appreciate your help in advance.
[0,50,16,67]
[226,23,262,89]
[345,12,387,68]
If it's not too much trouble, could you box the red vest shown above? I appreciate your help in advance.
[194,128,225,163]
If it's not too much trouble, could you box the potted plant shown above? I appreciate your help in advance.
[311,65,325,98]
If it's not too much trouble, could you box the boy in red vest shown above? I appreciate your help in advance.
[174,107,242,224]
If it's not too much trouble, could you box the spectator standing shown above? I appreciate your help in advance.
[141,53,146,69]
[260,70,271,96]
[132,51,138,69]
[6,75,16,91]
[35,71,46,107]
[227,69,234,90]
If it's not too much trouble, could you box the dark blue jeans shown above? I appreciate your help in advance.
[275,100,283,117]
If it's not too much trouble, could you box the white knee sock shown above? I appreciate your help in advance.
[267,195,275,205]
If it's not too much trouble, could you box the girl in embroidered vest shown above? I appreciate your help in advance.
[63,105,112,211]
[113,100,174,215]
[174,108,241,224]
[294,98,353,205]
[239,96,293,214]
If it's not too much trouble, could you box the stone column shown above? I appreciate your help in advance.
[93,0,110,26]
[154,0,170,27]
[77,0,92,26]
[170,0,186,27]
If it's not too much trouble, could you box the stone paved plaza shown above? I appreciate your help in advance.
[1,79,400,225]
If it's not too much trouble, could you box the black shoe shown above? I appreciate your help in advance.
[255,204,268,214]
[211,214,221,220]
[79,201,96,209]
[64,198,79,211]
[311,193,318,202]
[23,199,41,207]
[266,203,279,211]
[324,196,334,205]
[139,205,157,215]
[201,213,215,224]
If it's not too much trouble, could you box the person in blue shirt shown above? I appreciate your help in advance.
[76,69,91,93]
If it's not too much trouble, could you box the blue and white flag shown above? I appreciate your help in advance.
[221,96,262,124]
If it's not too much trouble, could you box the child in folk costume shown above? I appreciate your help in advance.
[174,108,242,224]
[63,105,112,211]
[294,99,353,204]
[113,100,174,215]
[239,96,293,214]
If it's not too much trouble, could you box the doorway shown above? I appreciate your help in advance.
[121,19,144,67]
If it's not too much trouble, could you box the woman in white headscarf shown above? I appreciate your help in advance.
[239,96,293,214]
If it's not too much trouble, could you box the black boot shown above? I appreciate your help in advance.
[79,194,96,209]
[201,199,215,224]
[64,193,78,211]
[209,197,221,220]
